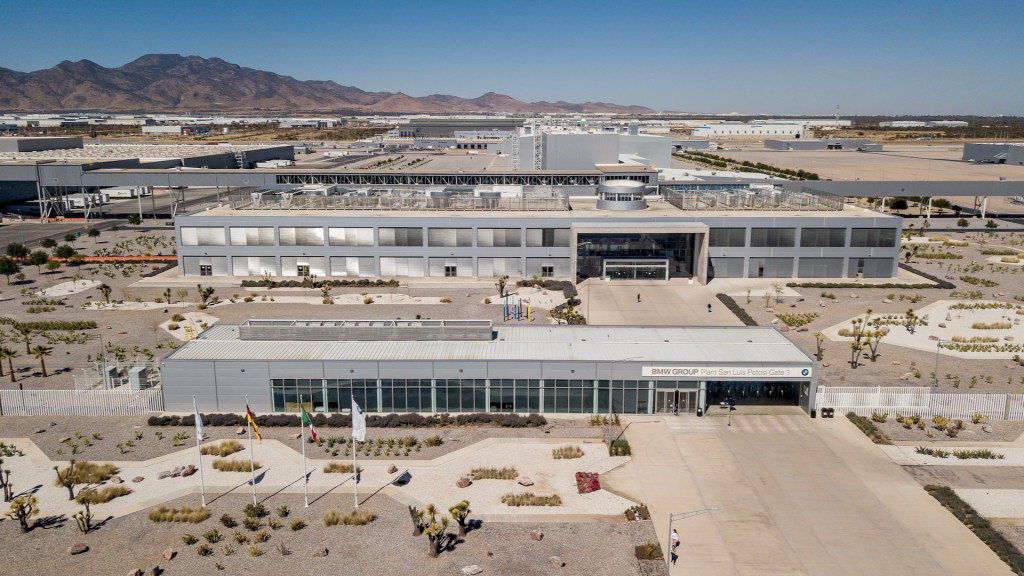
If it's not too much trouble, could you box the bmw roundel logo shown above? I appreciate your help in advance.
[801,369,810,376]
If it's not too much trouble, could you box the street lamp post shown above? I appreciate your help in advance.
[933,339,954,392]
[666,507,721,575]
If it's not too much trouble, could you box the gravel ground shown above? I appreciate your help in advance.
[0,415,610,462]
[876,418,1024,443]
[0,492,660,576]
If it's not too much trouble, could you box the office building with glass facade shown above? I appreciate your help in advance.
[159,320,819,416]
[174,183,901,283]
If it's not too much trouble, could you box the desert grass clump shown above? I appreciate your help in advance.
[182,533,198,545]
[249,546,263,557]
[149,505,209,523]
[424,434,444,447]
[243,517,262,531]
[323,508,375,526]
[323,462,362,474]
[470,467,518,480]
[77,485,131,504]
[267,518,280,530]
[219,514,237,528]
[203,528,221,543]
[500,492,562,507]
[212,459,260,472]
[232,531,249,544]
[290,519,306,531]
[253,529,271,543]
[200,440,243,457]
[62,460,118,484]
[552,445,584,459]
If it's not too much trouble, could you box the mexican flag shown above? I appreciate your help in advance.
[301,405,317,443]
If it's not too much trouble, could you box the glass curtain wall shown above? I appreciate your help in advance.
[577,233,695,280]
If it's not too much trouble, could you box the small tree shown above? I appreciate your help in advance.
[6,494,38,532]
[495,275,509,298]
[813,330,825,361]
[45,260,61,275]
[127,214,142,228]
[408,505,424,537]
[164,288,173,305]
[197,284,215,306]
[176,288,190,308]
[88,227,101,244]
[261,270,274,290]
[55,459,80,500]
[5,243,28,260]
[0,347,17,383]
[773,282,784,305]
[64,233,77,245]
[31,344,52,377]
[0,458,13,502]
[98,283,112,304]
[986,219,999,230]
[448,500,470,537]
[904,309,919,334]
[26,250,49,273]
[762,289,772,308]
[40,238,57,252]
[14,324,33,355]
[73,496,94,534]
[957,218,969,232]
[866,326,888,361]
[0,257,20,285]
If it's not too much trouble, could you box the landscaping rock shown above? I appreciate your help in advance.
[928,335,939,341]
[518,476,534,486]
[821,362,829,367]
[779,325,790,332]
[796,327,808,332]
[891,361,901,366]
[530,530,544,541]
[132,476,144,483]
[548,556,564,567]
[938,323,946,328]
[289,433,301,440]
[181,465,196,477]
[144,565,161,576]
[983,425,993,433]
[882,299,891,304]
[850,293,858,299]
[456,476,472,488]
[162,549,175,561]
[171,467,182,477]
[35,429,45,434]
[127,570,143,576]
[312,548,328,558]
[462,566,484,575]
[946,313,952,321]
[110,476,122,484]
[770,318,779,324]
[157,471,172,480]
[1006,336,1015,342]
[765,308,773,313]
[387,465,398,474]
[235,427,246,435]
[59,437,71,443]
[68,543,88,555]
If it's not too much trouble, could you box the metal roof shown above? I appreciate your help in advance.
[164,324,813,365]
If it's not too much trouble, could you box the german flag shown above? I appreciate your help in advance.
[246,405,263,443]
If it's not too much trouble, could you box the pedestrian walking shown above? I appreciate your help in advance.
[637,293,641,303]
[707,303,712,313]
[671,528,679,548]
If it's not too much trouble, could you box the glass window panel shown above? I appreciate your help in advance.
[528,389,540,412]
[582,388,595,412]
[568,387,584,413]
[623,389,638,413]
[554,388,569,413]
[515,386,529,413]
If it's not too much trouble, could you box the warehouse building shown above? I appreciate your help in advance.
[173,181,901,281]
[963,143,1024,166]
[159,320,819,415]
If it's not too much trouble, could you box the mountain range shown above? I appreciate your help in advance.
[0,54,655,115]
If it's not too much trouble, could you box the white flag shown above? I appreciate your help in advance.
[351,397,366,442]
[193,399,205,440]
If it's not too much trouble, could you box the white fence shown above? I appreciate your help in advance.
[0,389,164,417]
[817,386,1024,421]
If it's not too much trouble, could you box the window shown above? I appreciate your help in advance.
[380,257,426,277]
[427,228,473,247]
[708,228,746,247]
[329,256,375,277]
[232,256,277,277]
[541,266,554,277]
[749,228,796,248]
[328,228,373,246]
[850,228,897,248]
[800,228,846,248]
[199,265,212,276]
[379,228,423,247]
[180,227,225,246]
[477,228,521,247]
[445,265,457,277]
[229,227,275,246]
[279,227,324,246]
[526,228,570,247]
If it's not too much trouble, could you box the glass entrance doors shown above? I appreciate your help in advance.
[655,390,697,413]
[603,259,669,280]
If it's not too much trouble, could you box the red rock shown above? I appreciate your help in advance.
[530,530,544,541]
[127,570,143,576]
[162,549,175,561]
[518,476,534,486]
[312,548,328,558]
[110,476,122,484]
[387,465,398,474]
[132,476,144,483]
[548,555,564,567]
[456,476,472,488]
[68,543,88,555]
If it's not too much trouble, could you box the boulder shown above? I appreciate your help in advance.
[938,323,946,328]
[946,313,952,321]
[236,427,246,435]
[839,376,846,382]
[387,465,398,474]
[132,476,144,483]
[548,556,565,567]
[181,465,196,477]
[157,471,172,480]
[779,325,790,332]
[882,299,891,304]
[850,293,858,299]
[144,565,162,576]
[518,476,534,487]
[796,327,809,332]
[127,570,143,576]
[289,433,301,441]
[162,549,176,561]
[110,476,122,484]
[982,424,993,433]
[1006,336,1015,342]
[928,335,939,341]
[312,548,329,558]
[68,543,88,555]
[456,476,472,489]
[461,566,484,575]
[58,437,71,443]
[170,467,182,478]
[765,308,773,313]
[770,318,779,324]
[891,361,901,366]
[530,530,544,541]
[35,429,45,434]
[821,362,829,367]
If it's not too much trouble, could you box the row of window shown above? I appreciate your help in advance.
[183,256,568,278]
[181,227,572,248]
[709,227,897,248]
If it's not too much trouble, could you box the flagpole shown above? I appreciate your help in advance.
[352,392,358,509]
[246,394,257,506]
[300,394,309,508]
[193,395,206,507]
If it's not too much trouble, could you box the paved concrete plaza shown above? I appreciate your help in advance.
[604,411,1012,575]
[578,278,744,326]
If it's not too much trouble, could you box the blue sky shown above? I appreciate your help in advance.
[1,0,1021,115]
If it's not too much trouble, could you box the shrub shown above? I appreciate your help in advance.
[253,529,270,543]
[500,492,562,507]
[77,485,131,504]
[716,293,757,326]
[915,446,950,458]
[220,514,237,528]
[290,519,306,531]
[609,439,631,456]
[182,533,198,545]
[846,412,892,445]
[249,547,263,557]
[212,459,260,472]
[953,449,1004,460]
[201,440,243,457]
[971,412,989,425]
[244,502,267,518]
[323,509,375,526]
[323,462,362,474]
[267,518,280,530]
[232,531,248,544]
[439,297,452,303]
[624,504,651,521]
[960,276,999,287]
[552,445,584,459]
[167,323,179,331]
[63,461,118,484]
[171,313,185,322]
[931,415,950,431]
[634,539,663,561]
[924,485,1024,573]
[276,505,289,518]
[243,518,262,531]
[971,322,1012,330]
[363,296,374,305]
[575,471,601,494]
[424,434,444,447]
[149,506,209,523]
[203,528,221,543]
[470,467,518,480]
[870,410,888,423]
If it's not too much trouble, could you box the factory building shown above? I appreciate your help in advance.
[963,143,1024,166]
[692,122,809,140]
[764,139,881,152]
[159,320,819,415]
